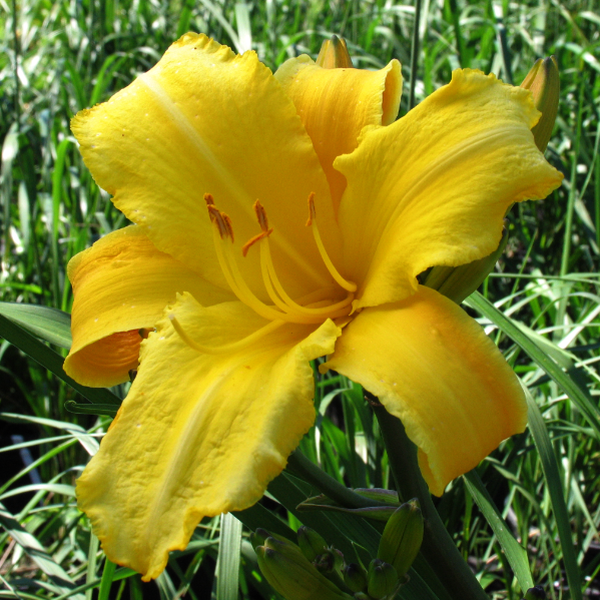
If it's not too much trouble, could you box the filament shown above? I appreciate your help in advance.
[306,193,357,293]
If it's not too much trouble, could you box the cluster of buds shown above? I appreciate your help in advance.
[251,499,424,600]
[422,56,560,304]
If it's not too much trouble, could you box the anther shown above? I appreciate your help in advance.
[306,192,317,226]
[207,204,234,241]
[254,200,270,233]
[204,193,215,206]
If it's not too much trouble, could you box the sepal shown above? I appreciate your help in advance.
[422,228,508,304]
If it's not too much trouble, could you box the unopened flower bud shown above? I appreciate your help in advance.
[422,227,508,304]
[250,528,271,549]
[377,498,424,579]
[524,586,546,600]
[367,559,398,599]
[316,35,354,69]
[342,563,368,593]
[520,57,560,152]
[297,526,328,562]
[255,537,353,600]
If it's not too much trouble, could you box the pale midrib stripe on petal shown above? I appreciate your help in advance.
[138,72,332,291]
[143,365,230,541]
[138,71,254,211]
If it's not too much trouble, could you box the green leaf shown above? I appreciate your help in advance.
[0,502,84,599]
[463,470,533,592]
[0,302,72,348]
[0,313,121,410]
[216,513,243,600]
[526,392,583,600]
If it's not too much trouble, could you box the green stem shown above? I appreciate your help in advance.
[373,405,490,600]
[287,450,386,510]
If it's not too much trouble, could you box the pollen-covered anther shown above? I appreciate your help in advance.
[254,200,270,233]
[207,204,234,241]
[306,192,317,227]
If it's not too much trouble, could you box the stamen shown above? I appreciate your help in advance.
[242,200,354,320]
[207,205,234,241]
[306,193,357,293]
[206,200,324,323]
[254,200,270,232]
[260,238,354,318]
[169,314,285,354]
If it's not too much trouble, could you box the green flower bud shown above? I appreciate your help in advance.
[367,559,399,600]
[524,586,546,600]
[520,56,560,152]
[250,528,271,549]
[255,538,353,600]
[316,35,354,69]
[297,526,328,562]
[342,563,368,593]
[422,228,508,304]
[377,498,424,579]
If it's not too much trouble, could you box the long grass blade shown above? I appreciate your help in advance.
[463,470,533,592]
[526,391,583,600]
[216,513,243,600]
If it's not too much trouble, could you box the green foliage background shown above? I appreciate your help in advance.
[0,0,599,598]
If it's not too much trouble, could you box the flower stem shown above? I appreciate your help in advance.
[373,404,490,600]
[287,450,387,510]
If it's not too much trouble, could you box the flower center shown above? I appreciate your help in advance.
[205,193,355,326]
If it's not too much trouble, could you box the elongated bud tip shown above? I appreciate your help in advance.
[343,563,368,593]
[367,559,399,599]
[520,56,559,152]
[255,540,354,600]
[524,586,546,600]
[297,526,328,562]
[316,35,354,69]
[377,498,424,579]
[250,528,271,549]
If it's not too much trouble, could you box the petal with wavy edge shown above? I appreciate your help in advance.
[76,294,342,580]
[64,226,232,387]
[71,33,340,300]
[275,56,402,212]
[336,69,563,309]
[321,285,527,496]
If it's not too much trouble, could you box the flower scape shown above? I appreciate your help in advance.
[64,33,563,579]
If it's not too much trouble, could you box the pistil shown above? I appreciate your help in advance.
[169,313,285,354]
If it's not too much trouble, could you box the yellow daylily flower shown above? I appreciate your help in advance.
[65,33,563,580]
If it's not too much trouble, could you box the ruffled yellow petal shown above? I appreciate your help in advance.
[77,294,341,580]
[71,33,340,299]
[64,226,232,387]
[275,56,402,211]
[336,69,563,309]
[321,285,527,496]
